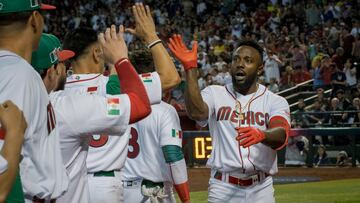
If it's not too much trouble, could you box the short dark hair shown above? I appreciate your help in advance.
[0,11,32,26]
[236,40,264,63]
[63,27,98,61]
[129,46,154,74]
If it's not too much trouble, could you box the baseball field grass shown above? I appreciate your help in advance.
[176,178,360,203]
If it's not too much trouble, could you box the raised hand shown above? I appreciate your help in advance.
[168,34,198,71]
[126,3,158,45]
[98,25,128,64]
[235,127,266,148]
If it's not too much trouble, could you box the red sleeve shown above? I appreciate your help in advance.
[269,116,290,150]
[174,182,190,202]
[114,58,151,123]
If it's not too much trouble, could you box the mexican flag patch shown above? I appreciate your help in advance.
[172,129,183,139]
[140,73,152,83]
[107,98,120,116]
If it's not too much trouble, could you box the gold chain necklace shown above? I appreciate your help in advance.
[234,84,259,124]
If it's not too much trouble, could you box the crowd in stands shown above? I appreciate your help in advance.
[43,0,359,97]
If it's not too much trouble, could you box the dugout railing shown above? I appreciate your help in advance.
[182,128,360,167]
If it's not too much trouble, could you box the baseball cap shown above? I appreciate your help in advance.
[0,0,56,14]
[31,33,75,73]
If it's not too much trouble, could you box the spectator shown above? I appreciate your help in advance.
[335,89,351,111]
[325,97,343,127]
[291,44,307,70]
[264,49,282,84]
[280,65,295,89]
[343,59,357,89]
[331,64,347,96]
[313,145,330,167]
[341,26,355,60]
[312,57,324,90]
[292,99,310,127]
[293,65,312,85]
[342,97,360,126]
[308,100,326,126]
[331,47,345,70]
[218,64,232,85]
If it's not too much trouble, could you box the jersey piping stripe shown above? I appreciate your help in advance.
[246,87,267,171]
[65,74,102,84]
[225,85,244,171]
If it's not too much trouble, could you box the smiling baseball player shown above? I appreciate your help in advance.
[169,35,290,203]
[30,28,151,203]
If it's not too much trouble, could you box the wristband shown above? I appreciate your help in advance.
[147,39,162,49]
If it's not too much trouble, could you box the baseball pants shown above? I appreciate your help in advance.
[87,171,123,203]
[208,174,275,203]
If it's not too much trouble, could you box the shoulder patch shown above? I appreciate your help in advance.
[172,129,183,139]
[141,73,153,83]
[107,97,120,116]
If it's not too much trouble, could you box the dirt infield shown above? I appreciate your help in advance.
[188,167,360,192]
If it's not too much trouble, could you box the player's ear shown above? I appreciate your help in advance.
[29,11,44,36]
[93,44,103,64]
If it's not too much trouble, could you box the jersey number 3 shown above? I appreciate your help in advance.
[127,127,140,159]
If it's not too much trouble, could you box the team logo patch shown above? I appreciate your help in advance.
[107,97,120,116]
[171,129,182,139]
[0,3,3,11]
[140,73,152,83]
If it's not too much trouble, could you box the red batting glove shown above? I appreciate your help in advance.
[236,127,266,148]
[168,34,198,71]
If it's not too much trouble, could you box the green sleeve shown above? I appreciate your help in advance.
[162,145,184,163]
[106,75,121,95]
[5,171,24,203]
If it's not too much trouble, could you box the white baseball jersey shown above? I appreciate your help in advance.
[199,83,290,175]
[0,50,69,199]
[64,72,161,172]
[0,154,7,174]
[49,90,131,203]
[122,101,182,182]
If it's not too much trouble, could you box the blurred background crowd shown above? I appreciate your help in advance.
[42,0,360,166]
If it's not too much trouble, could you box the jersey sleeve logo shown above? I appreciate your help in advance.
[172,129,183,139]
[107,97,120,116]
[140,73,153,83]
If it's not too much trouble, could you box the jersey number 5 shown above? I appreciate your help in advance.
[127,127,140,159]
[89,135,108,147]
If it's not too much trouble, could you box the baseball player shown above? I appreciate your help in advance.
[169,35,290,203]
[0,1,71,202]
[62,3,180,203]
[30,28,151,203]
[121,50,190,203]
[0,101,27,202]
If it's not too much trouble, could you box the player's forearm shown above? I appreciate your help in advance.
[149,40,181,92]
[262,127,287,150]
[0,133,23,202]
[114,58,151,123]
[184,69,209,121]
